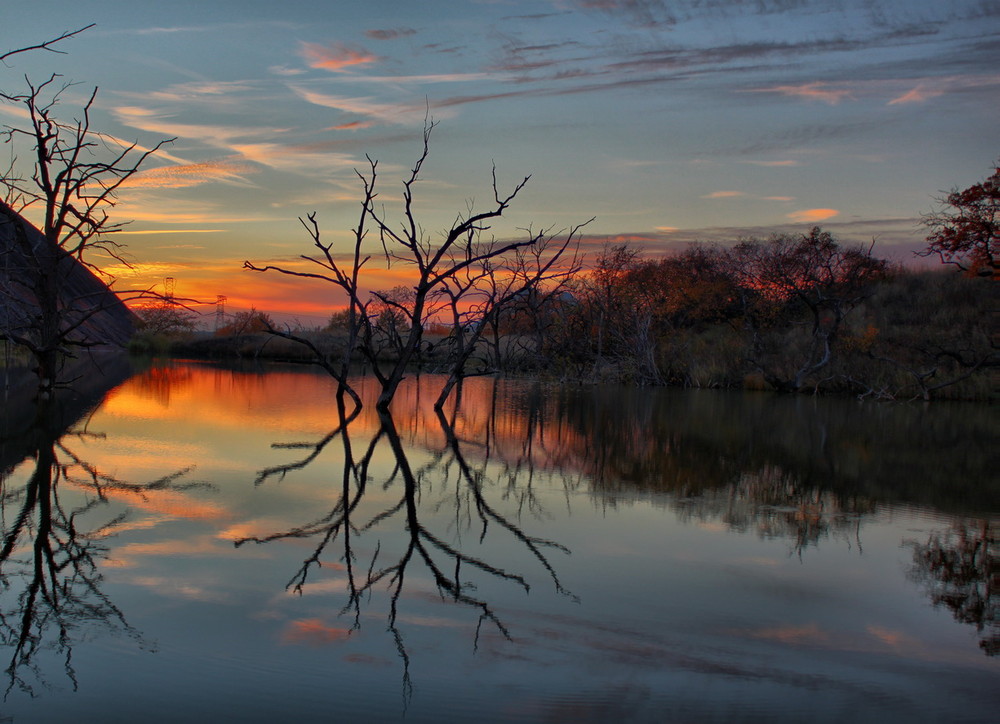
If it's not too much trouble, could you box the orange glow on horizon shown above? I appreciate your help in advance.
[97,362,598,479]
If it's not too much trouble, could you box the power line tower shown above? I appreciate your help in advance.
[164,277,175,301]
[215,295,227,331]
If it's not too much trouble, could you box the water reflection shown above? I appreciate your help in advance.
[3,360,996,721]
[910,519,998,656]
[236,389,576,695]
[672,465,869,558]
[0,363,206,696]
[449,382,994,551]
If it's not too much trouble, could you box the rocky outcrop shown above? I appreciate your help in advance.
[0,201,135,357]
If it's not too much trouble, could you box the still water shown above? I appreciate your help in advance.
[0,359,997,722]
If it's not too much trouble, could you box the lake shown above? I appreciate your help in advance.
[1,359,997,723]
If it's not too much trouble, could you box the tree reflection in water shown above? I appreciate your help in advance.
[0,397,206,696]
[909,519,998,656]
[235,392,576,696]
[672,464,873,558]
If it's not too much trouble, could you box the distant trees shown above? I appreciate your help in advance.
[728,227,888,392]
[244,123,993,402]
[919,161,999,279]
[216,308,274,337]
[134,302,198,336]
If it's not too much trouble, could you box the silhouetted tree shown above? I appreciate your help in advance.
[434,229,583,407]
[246,121,588,409]
[919,161,999,278]
[215,307,274,337]
[1,53,171,393]
[134,302,198,336]
[728,227,888,391]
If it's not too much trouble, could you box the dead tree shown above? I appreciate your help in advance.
[1,75,172,392]
[244,194,373,408]
[247,120,587,410]
[434,228,585,409]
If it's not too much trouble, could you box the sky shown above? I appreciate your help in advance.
[3,1,999,325]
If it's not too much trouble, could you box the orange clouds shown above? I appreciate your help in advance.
[702,190,746,199]
[753,82,853,105]
[742,160,800,167]
[888,86,944,105]
[300,42,378,71]
[786,208,839,223]
[327,121,374,131]
[280,618,352,646]
[747,623,830,644]
[124,160,257,189]
[95,487,228,521]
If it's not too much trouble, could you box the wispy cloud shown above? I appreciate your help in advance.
[116,230,221,236]
[885,74,1000,105]
[280,619,352,646]
[269,65,307,77]
[127,20,302,36]
[887,85,945,105]
[787,208,839,223]
[126,80,263,106]
[300,41,379,71]
[702,191,746,199]
[365,28,417,40]
[113,106,286,150]
[111,196,286,225]
[124,159,258,189]
[741,160,800,167]
[322,71,501,86]
[128,576,229,603]
[229,142,359,174]
[327,120,374,131]
[290,86,435,125]
[750,82,854,105]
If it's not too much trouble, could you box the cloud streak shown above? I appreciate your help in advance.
[290,86,438,125]
[749,82,854,105]
[124,159,258,189]
[365,28,417,41]
[300,41,379,71]
[786,208,840,223]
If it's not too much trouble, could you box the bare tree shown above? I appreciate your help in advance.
[433,227,585,408]
[247,121,588,410]
[0,74,172,392]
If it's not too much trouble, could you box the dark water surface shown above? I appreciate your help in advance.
[1,360,997,722]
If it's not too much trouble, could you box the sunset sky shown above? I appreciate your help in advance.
[4,1,998,324]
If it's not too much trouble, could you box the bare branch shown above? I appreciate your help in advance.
[0,25,95,64]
